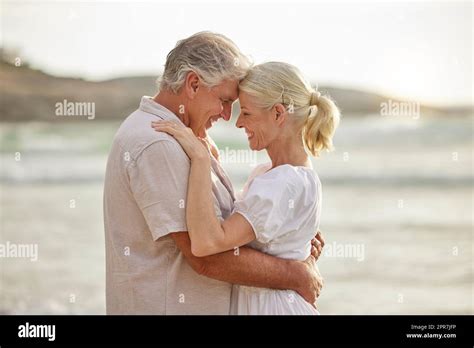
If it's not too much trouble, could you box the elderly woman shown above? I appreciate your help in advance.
[152,62,340,315]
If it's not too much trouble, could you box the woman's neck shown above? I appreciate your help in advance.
[266,135,311,169]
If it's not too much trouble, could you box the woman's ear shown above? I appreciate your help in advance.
[185,71,200,99]
[274,103,287,126]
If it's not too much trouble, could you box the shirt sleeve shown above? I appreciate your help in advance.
[128,140,190,241]
[232,171,299,244]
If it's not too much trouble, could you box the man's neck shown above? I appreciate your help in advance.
[153,90,209,138]
[153,91,190,127]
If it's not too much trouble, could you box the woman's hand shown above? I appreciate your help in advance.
[202,135,220,161]
[151,120,210,161]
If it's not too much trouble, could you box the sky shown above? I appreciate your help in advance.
[1,0,473,106]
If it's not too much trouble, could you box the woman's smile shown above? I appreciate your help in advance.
[244,128,255,140]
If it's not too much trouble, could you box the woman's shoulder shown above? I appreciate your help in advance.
[260,164,318,182]
[250,164,320,197]
[248,162,272,180]
[238,162,272,198]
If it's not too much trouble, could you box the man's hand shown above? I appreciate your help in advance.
[297,230,325,306]
[310,230,326,261]
[296,254,324,306]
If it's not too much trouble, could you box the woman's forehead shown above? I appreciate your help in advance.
[238,91,256,105]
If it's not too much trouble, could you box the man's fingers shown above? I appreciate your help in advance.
[316,231,325,248]
[311,238,321,248]
[316,280,323,297]
[316,230,325,246]
[312,238,322,254]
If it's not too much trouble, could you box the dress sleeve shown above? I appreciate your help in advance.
[232,170,299,244]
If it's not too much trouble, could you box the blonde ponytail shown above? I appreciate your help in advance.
[303,92,340,157]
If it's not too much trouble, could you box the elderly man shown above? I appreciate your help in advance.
[103,31,324,314]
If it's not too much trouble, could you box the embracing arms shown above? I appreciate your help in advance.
[170,231,323,303]
[187,157,256,256]
[175,155,325,303]
[149,121,325,304]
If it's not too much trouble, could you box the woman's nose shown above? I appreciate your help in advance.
[235,114,243,128]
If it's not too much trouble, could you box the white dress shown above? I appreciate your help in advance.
[230,163,322,315]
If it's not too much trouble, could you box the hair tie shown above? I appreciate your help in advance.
[310,91,321,106]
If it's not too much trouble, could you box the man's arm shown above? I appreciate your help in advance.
[170,232,322,304]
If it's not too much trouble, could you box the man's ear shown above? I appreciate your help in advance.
[185,71,200,99]
[274,103,287,127]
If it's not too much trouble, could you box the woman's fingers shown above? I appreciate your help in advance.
[151,121,185,137]
[151,120,183,129]
[152,120,183,127]
[151,121,172,129]
[151,121,210,160]
[152,123,174,134]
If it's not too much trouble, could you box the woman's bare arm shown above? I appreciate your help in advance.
[186,157,255,256]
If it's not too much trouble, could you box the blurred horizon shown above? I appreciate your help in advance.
[1,0,473,107]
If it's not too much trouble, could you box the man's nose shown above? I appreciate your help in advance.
[220,104,232,121]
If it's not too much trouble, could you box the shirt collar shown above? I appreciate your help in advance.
[139,96,184,125]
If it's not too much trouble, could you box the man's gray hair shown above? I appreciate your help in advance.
[158,31,252,93]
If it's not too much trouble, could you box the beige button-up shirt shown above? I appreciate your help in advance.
[104,96,235,314]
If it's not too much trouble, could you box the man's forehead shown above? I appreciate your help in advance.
[219,80,239,100]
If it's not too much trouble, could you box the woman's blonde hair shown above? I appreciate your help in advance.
[239,62,340,157]
[158,31,252,93]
